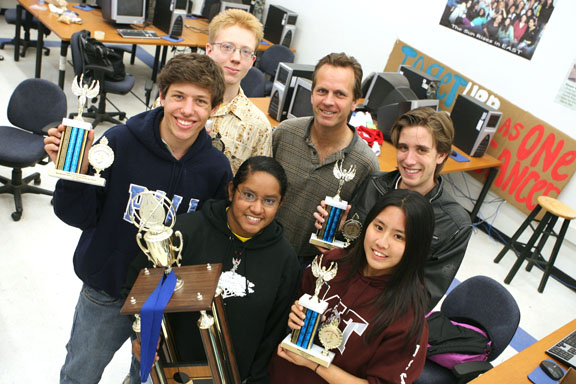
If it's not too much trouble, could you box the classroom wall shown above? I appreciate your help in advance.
[263,0,576,245]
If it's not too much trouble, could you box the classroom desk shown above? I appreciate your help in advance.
[250,97,502,222]
[14,0,275,88]
[470,319,575,383]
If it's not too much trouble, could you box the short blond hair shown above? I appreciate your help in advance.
[208,9,263,50]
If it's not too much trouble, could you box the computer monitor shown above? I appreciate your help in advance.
[287,77,313,119]
[363,72,416,115]
[220,1,250,13]
[101,0,146,25]
[398,65,440,100]
[377,99,439,142]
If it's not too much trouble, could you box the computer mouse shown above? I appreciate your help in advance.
[540,360,564,380]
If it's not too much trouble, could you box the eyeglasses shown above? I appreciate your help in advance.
[212,42,255,60]
[236,189,279,208]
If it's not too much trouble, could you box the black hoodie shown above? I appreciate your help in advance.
[125,198,300,383]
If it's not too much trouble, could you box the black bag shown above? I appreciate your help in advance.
[426,311,492,369]
[78,30,126,81]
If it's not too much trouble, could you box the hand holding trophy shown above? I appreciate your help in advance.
[310,160,357,249]
[48,75,113,186]
[280,255,341,367]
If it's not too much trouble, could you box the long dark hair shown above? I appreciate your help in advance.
[340,189,434,345]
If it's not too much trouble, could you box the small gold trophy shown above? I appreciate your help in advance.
[49,75,113,187]
[280,255,341,367]
[129,191,184,290]
[310,160,356,249]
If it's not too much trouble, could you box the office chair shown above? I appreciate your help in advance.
[257,45,294,95]
[0,7,50,58]
[0,78,67,221]
[69,30,135,128]
[415,276,521,384]
[240,66,266,97]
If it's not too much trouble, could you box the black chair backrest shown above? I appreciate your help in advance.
[441,275,521,361]
[241,67,266,97]
[7,78,67,135]
[259,45,295,78]
[70,31,86,77]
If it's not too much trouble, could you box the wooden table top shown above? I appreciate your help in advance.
[470,319,575,383]
[17,0,275,50]
[250,97,502,174]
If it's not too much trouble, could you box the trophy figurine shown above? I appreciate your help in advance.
[310,160,356,249]
[280,255,341,367]
[129,191,184,290]
[49,75,114,187]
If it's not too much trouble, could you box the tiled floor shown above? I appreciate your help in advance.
[1,14,575,384]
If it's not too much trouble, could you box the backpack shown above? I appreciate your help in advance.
[77,30,126,82]
[425,311,492,370]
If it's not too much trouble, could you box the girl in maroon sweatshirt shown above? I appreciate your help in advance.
[270,189,434,384]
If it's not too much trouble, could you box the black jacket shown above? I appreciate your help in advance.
[125,199,300,383]
[348,170,473,310]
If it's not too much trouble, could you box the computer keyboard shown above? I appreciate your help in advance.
[117,29,160,39]
[546,329,576,369]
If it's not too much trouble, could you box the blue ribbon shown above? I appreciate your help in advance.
[139,270,177,383]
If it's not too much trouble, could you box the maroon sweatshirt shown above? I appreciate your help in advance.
[270,249,428,384]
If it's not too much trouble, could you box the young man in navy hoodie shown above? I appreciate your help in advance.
[44,53,233,384]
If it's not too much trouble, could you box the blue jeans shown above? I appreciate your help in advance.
[60,284,140,384]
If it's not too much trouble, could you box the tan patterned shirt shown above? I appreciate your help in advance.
[207,89,272,174]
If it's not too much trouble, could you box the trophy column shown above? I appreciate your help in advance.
[49,75,114,186]
[309,160,357,249]
[280,255,341,367]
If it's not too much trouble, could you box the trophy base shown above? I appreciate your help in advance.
[309,233,347,250]
[280,335,335,368]
[49,169,106,187]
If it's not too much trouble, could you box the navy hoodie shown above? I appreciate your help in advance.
[53,108,232,298]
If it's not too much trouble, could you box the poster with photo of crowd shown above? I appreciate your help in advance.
[440,0,557,60]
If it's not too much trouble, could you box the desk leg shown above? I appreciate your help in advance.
[14,5,22,62]
[35,23,44,78]
[471,167,499,223]
[151,46,161,82]
[58,42,69,89]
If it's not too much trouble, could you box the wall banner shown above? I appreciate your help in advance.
[385,40,576,215]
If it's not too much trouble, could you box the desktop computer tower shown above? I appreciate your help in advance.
[264,4,298,45]
[399,65,440,100]
[279,24,296,48]
[451,94,503,157]
[154,0,187,36]
[268,62,314,121]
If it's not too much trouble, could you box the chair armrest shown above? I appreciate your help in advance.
[452,361,494,384]
[85,63,115,75]
[106,44,132,55]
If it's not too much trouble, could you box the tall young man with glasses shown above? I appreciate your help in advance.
[205,9,273,174]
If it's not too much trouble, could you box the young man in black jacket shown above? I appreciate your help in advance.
[316,107,472,310]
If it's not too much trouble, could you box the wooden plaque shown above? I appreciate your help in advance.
[120,264,223,315]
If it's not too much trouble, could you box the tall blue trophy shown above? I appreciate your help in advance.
[309,160,356,249]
